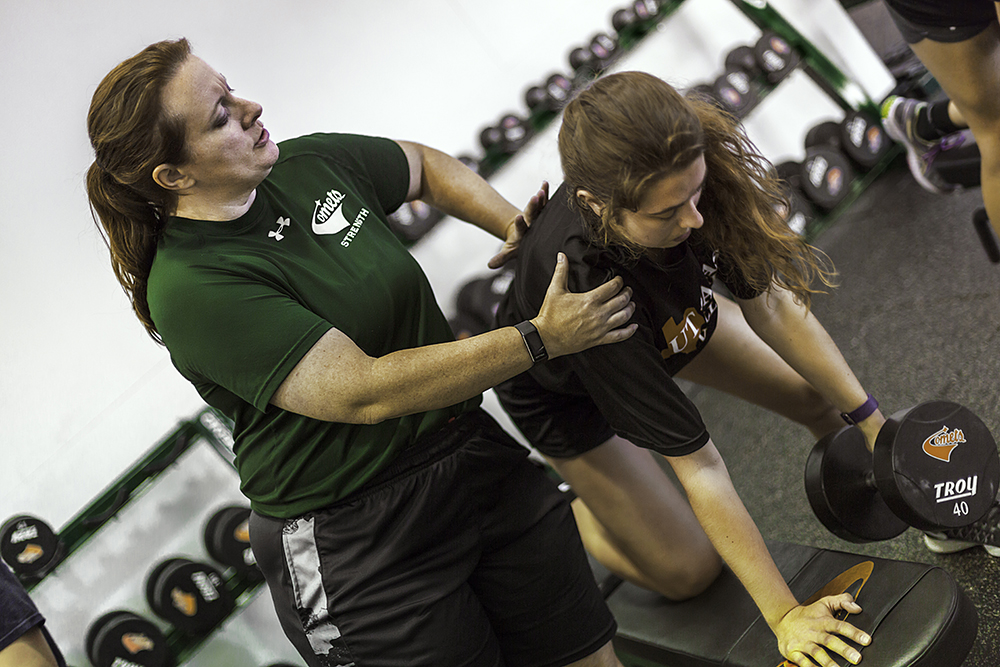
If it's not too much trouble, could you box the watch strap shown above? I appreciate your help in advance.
[841,393,878,426]
[514,320,548,364]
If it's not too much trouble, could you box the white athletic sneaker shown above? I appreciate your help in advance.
[881,95,963,195]
[923,503,1000,557]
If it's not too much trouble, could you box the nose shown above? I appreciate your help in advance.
[237,97,263,130]
[679,198,704,230]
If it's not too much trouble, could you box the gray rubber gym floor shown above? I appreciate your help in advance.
[684,163,1000,663]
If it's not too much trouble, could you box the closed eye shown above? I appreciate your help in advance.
[654,185,703,220]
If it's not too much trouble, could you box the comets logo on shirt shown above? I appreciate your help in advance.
[312,190,350,235]
[310,188,370,247]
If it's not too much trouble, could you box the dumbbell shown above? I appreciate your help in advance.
[386,199,443,244]
[456,155,481,176]
[612,6,639,34]
[711,67,759,119]
[724,44,762,80]
[0,514,64,581]
[589,33,620,72]
[807,112,892,172]
[525,73,573,115]
[839,110,893,169]
[145,557,233,634]
[753,31,799,84]
[569,33,620,77]
[686,83,719,107]
[805,401,999,543]
[481,113,532,156]
[799,126,855,212]
[479,125,503,153]
[204,505,263,581]
[453,268,515,338]
[86,610,171,667]
[612,0,660,35]
[773,160,816,236]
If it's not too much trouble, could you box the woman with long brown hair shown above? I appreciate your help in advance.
[496,71,878,666]
[87,38,640,667]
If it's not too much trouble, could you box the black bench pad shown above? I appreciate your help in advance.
[608,541,977,667]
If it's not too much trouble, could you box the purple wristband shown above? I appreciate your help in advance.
[841,393,878,426]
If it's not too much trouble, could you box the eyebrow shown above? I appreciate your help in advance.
[644,173,707,217]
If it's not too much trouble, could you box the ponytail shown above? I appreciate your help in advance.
[86,162,166,342]
[86,38,191,343]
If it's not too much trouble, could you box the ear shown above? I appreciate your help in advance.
[152,163,194,192]
[575,189,605,217]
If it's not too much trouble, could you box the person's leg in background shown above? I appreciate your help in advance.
[882,2,1000,236]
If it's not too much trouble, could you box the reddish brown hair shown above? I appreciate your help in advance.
[86,38,192,343]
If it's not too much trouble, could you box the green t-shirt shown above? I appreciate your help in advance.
[148,133,480,518]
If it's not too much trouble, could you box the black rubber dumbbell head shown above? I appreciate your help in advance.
[86,610,171,667]
[0,515,63,580]
[839,110,893,170]
[724,45,761,78]
[145,557,233,634]
[804,120,843,151]
[799,146,854,211]
[873,402,999,532]
[754,31,799,83]
[712,68,758,118]
[204,505,262,580]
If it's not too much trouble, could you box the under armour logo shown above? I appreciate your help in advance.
[269,216,290,241]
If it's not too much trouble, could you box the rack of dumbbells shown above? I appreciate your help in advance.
[445,0,901,339]
[0,409,290,667]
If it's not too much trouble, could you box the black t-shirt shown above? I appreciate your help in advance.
[0,565,66,666]
[882,0,997,27]
[495,183,761,458]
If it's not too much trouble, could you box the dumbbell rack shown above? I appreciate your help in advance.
[730,0,902,239]
[14,407,256,666]
[442,0,901,246]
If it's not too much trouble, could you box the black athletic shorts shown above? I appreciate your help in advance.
[249,409,616,667]
[884,0,998,43]
[496,371,617,460]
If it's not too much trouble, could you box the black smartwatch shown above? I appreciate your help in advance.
[514,320,548,364]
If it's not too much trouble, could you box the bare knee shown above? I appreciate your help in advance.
[649,546,723,601]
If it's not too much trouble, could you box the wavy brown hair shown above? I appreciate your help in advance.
[558,71,836,307]
[86,38,192,343]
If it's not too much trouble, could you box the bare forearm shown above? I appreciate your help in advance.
[415,145,519,239]
[742,292,870,413]
[275,325,533,424]
[685,467,799,629]
[361,326,533,422]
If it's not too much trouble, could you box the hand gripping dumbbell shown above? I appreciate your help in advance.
[805,401,999,543]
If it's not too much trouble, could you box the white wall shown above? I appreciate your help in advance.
[0,1,891,664]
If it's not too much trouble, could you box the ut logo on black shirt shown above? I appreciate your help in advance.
[660,260,718,360]
[661,307,707,357]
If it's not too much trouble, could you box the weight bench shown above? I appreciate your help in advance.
[603,541,977,667]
